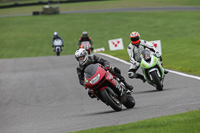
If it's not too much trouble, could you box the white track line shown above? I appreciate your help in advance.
[98,53,200,81]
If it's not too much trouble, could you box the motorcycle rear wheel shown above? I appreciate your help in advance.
[101,89,122,111]
[151,71,163,91]
[123,92,135,108]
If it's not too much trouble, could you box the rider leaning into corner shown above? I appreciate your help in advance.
[52,32,64,50]
[78,31,94,51]
[127,31,168,82]
[75,48,133,98]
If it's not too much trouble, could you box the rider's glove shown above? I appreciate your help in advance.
[130,57,135,64]
[133,61,140,67]
[155,51,161,58]
[105,66,110,71]
[130,57,140,67]
[88,90,95,98]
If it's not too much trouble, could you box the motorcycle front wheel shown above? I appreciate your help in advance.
[56,52,60,56]
[100,89,122,111]
[151,71,163,91]
[56,48,60,56]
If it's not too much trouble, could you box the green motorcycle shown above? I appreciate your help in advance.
[140,49,165,91]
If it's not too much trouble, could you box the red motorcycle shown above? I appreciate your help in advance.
[84,63,135,111]
[80,41,92,55]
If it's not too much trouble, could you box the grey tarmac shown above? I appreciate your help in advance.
[0,54,199,133]
[0,6,200,17]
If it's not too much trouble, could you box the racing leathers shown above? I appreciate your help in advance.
[127,40,161,81]
[76,55,133,94]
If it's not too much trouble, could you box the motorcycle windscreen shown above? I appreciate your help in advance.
[54,39,62,46]
[141,50,151,62]
[84,64,99,78]
[81,41,91,49]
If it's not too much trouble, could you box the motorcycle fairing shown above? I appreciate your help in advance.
[140,51,165,83]
[80,41,91,50]
[84,64,106,88]
[85,64,99,78]
[54,39,62,46]
[142,63,165,83]
[104,72,117,88]
[140,55,158,69]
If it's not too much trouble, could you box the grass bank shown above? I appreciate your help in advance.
[1,0,200,16]
[0,11,200,75]
[70,110,200,133]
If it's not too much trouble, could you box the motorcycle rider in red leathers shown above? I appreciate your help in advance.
[75,49,133,98]
[127,31,168,81]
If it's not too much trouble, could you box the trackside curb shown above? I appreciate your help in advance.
[97,53,200,81]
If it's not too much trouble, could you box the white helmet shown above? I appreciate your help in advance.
[82,31,87,35]
[75,49,88,66]
[82,31,88,37]
[54,32,58,36]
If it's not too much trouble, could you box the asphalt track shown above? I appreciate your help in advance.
[0,54,200,133]
[0,6,200,17]
[61,6,200,14]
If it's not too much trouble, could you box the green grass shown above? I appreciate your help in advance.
[70,110,200,133]
[1,0,200,16]
[0,0,49,6]
[0,11,200,75]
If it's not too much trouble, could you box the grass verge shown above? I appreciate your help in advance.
[0,11,199,75]
[1,0,200,16]
[70,110,200,133]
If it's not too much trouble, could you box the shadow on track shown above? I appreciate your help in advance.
[133,88,173,94]
[134,90,158,94]
[78,110,116,117]
[78,107,136,117]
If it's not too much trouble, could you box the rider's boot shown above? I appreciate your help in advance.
[119,77,133,91]
[116,83,125,96]
[116,83,128,103]
[164,70,169,74]
[109,67,134,91]
[136,73,146,83]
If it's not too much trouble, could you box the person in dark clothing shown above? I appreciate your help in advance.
[52,32,64,50]
[75,48,133,98]
[78,31,93,50]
